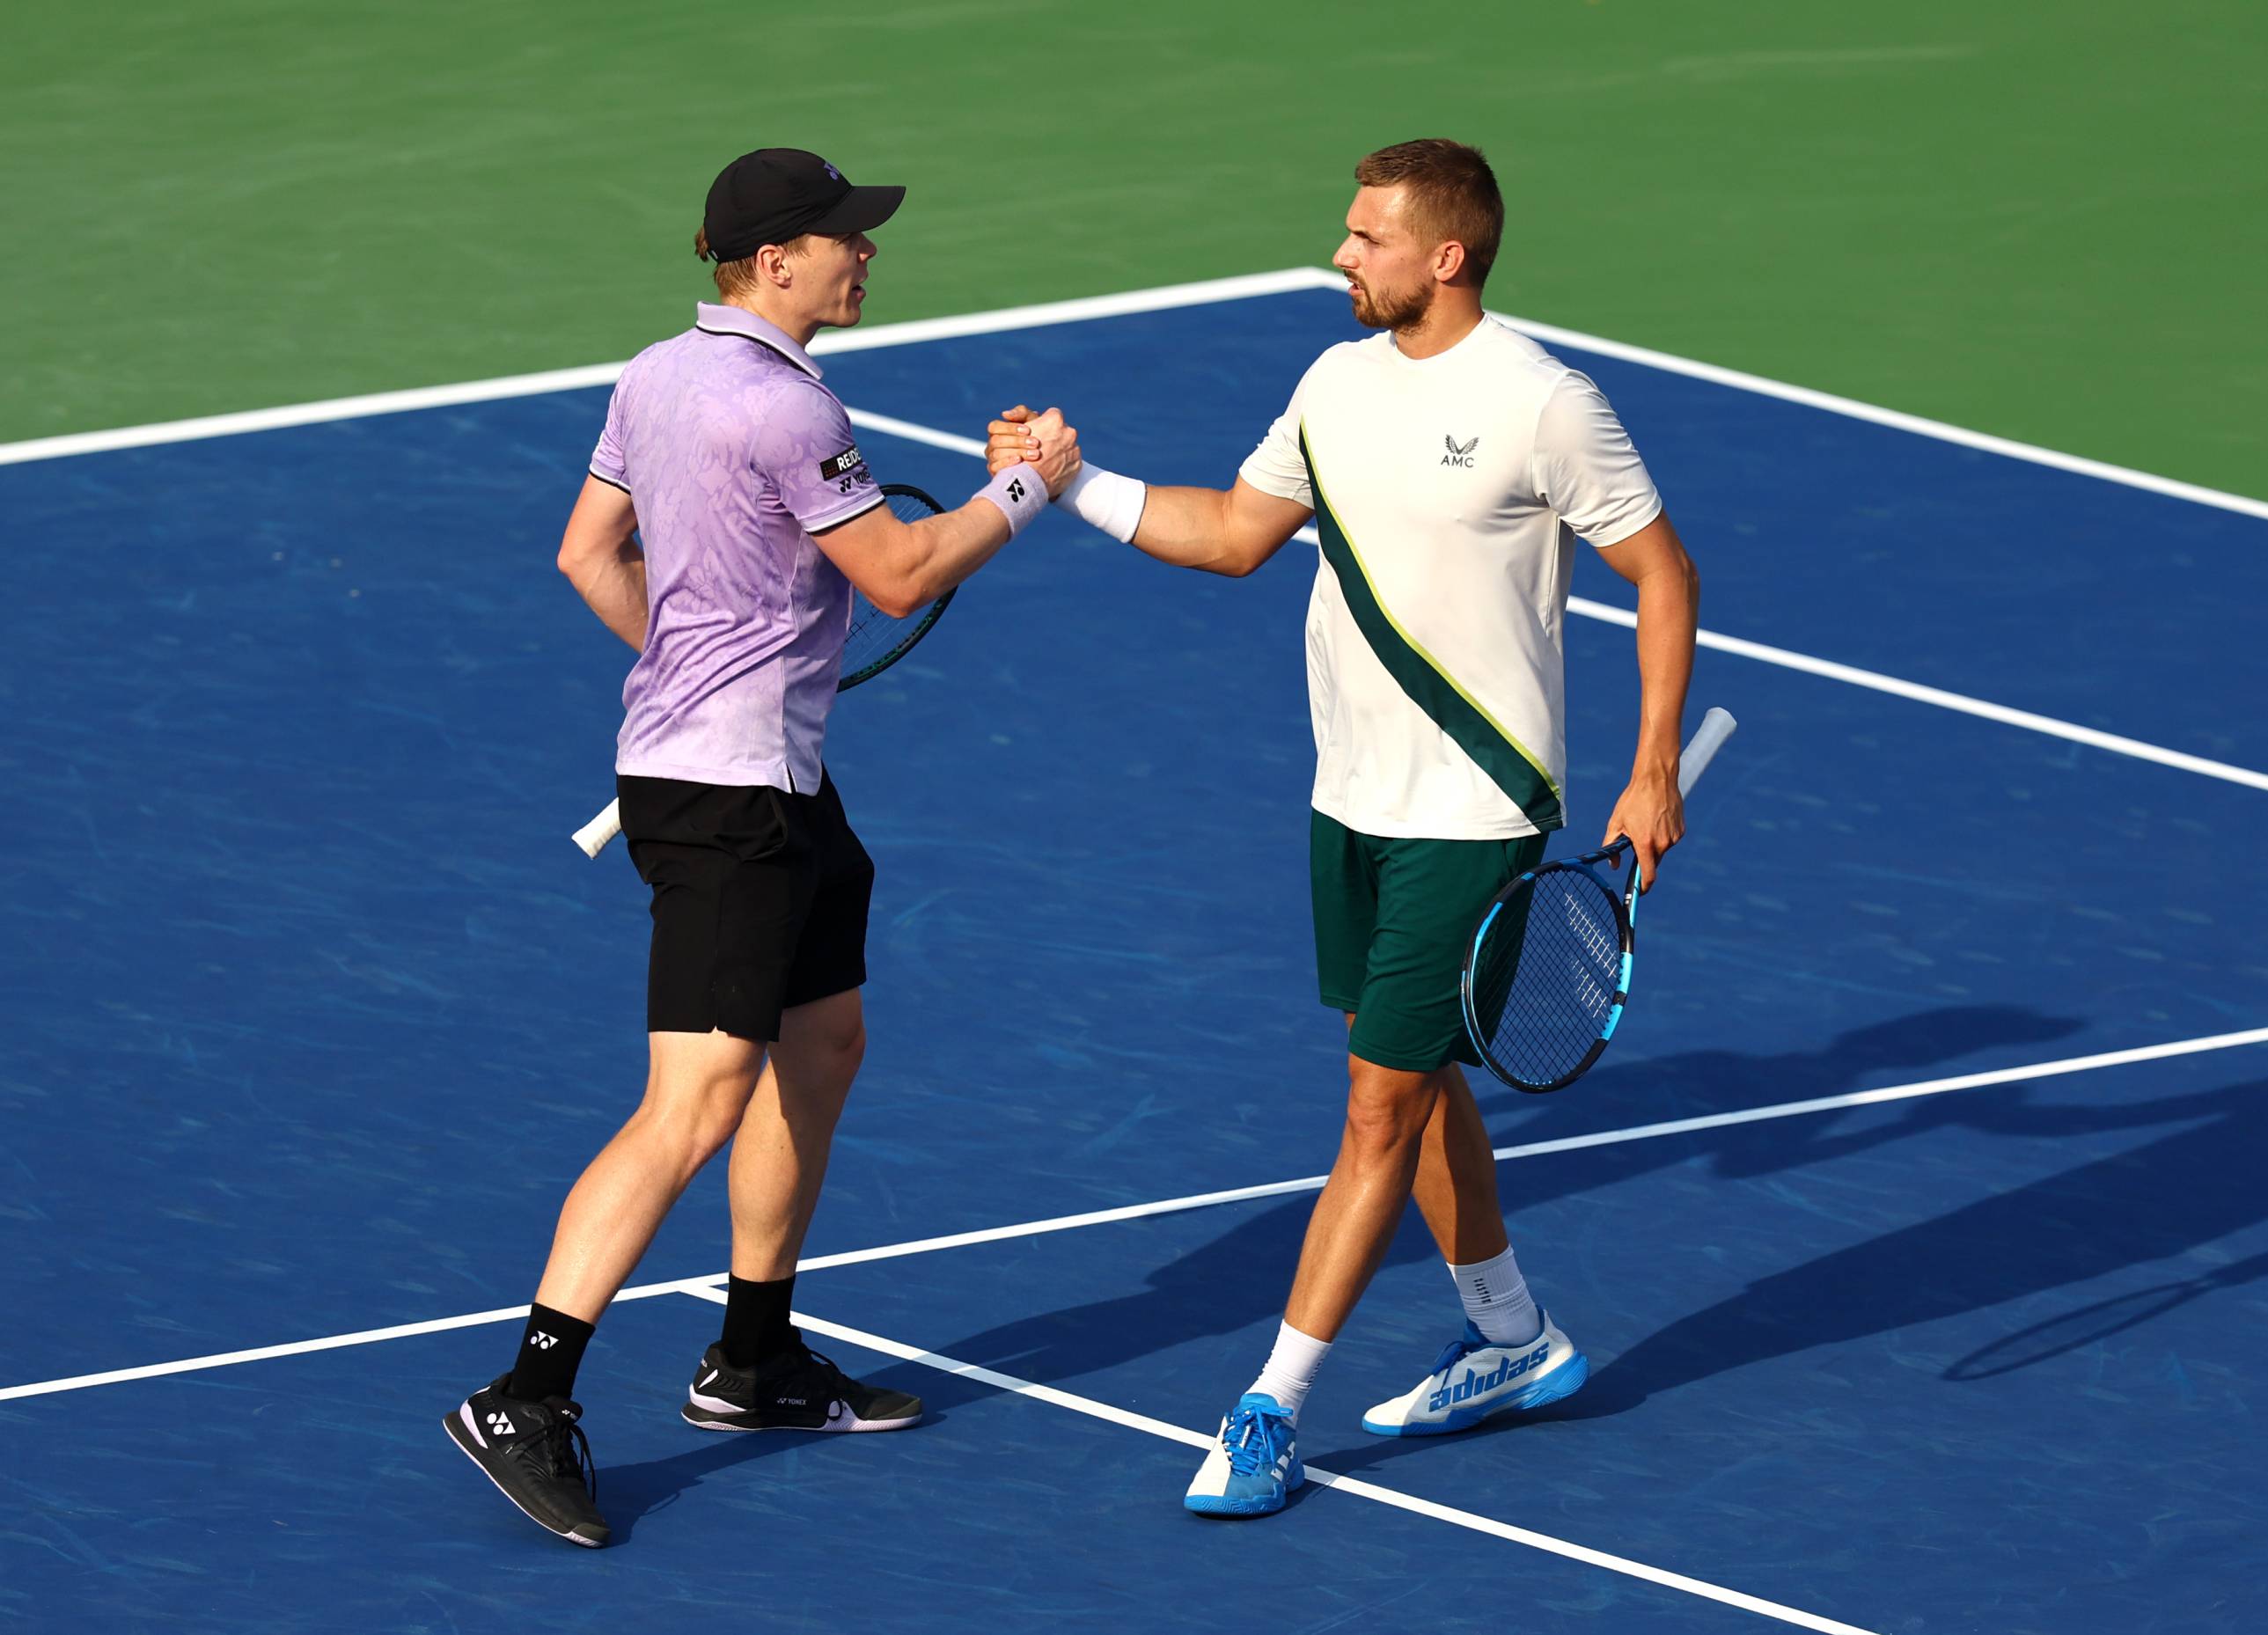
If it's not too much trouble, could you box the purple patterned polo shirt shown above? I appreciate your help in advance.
[589,302,883,792]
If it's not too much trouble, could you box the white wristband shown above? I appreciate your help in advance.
[1059,464,1148,543]
[976,465,1049,539]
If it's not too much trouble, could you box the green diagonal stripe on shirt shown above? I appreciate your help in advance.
[1302,424,1564,830]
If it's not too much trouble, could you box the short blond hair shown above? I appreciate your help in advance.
[694,224,816,299]
[1354,139,1503,287]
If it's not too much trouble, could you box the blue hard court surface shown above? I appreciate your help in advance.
[2,288,2264,1633]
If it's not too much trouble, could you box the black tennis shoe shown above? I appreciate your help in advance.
[443,1375,609,1547]
[681,1338,922,1433]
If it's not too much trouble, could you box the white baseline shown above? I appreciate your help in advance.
[4,265,2263,527]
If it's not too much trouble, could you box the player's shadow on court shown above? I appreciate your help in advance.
[1325,1069,2268,1478]
[928,1004,2125,1392]
[598,1397,951,1541]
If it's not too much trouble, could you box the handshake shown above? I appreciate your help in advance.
[980,405,1149,545]
[986,403,1081,495]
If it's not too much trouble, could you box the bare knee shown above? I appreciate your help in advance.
[632,1052,761,1177]
[815,1015,865,1077]
[779,990,866,1085]
[1340,1060,1440,1166]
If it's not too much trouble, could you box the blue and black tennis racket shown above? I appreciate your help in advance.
[1460,707,1737,1092]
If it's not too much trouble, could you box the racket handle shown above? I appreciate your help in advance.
[1677,707,1738,798]
[572,797,623,859]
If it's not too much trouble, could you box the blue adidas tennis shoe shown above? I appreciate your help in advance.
[1361,1312,1588,1436]
[1184,1392,1303,1517]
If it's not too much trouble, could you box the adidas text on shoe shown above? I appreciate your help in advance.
[1361,1311,1589,1437]
[681,1340,922,1433]
[443,1376,609,1547]
[1185,1392,1303,1518]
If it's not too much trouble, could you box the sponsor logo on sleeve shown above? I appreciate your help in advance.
[818,445,868,482]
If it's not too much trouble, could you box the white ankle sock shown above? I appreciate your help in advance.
[1246,1320,1332,1421]
[1449,1246,1543,1346]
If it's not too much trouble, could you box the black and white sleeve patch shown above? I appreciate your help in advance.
[818,445,867,481]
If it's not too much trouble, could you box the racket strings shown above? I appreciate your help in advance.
[840,487,947,682]
[842,597,912,674]
[1472,869,1626,1088]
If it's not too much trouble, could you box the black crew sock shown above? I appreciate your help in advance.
[721,1274,798,1369]
[506,1303,595,1404]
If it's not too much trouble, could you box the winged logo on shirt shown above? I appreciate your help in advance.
[1442,435,1479,469]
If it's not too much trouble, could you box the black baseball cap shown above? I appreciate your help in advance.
[702,149,905,263]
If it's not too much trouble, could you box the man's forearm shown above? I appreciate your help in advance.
[1129,485,1263,576]
[899,504,1013,608]
[1629,560,1699,774]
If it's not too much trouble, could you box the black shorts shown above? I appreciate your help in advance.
[616,771,873,1042]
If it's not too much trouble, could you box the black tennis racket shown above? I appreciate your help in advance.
[1460,707,1737,1092]
[840,483,951,685]
[571,482,950,858]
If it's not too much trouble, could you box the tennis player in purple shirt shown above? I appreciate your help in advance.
[444,147,1081,1547]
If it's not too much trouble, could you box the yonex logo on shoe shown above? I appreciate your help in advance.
[485,1411,517,1435]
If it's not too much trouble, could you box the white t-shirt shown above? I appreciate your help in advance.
[1239,318,1662,839]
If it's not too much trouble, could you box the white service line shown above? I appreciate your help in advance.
[844,408,985,459]
[1277,267,2268,522]
[9,1025,2257,1405]
[1562,596,2268,794]
[1274,531,2268,794]
[688,1295,1882,1635]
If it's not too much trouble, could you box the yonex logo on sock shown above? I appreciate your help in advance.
[485,1411,517,1435]
[530,1332,558,1350]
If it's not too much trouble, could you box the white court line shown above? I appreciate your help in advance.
[0,1273,721,1404]
[1276,267,2268,522]
[1324,507,2268,792]
[799,1024,2268,1271]
[843,407,985,459]
[0,270,1330,466]
[1560,594,2268,793]
[7,268,2261,791]
[4,264,2263,527]
[683,1295,1881,1635]
[9,1025,2259,1404]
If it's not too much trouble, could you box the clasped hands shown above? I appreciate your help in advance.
[987,404,1080,495]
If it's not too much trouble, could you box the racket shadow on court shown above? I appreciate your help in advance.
[924,1004,2095,1400]
[1939,1247,2268,1381]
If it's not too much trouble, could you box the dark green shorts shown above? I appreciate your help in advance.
[1311,810,1549,1074]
